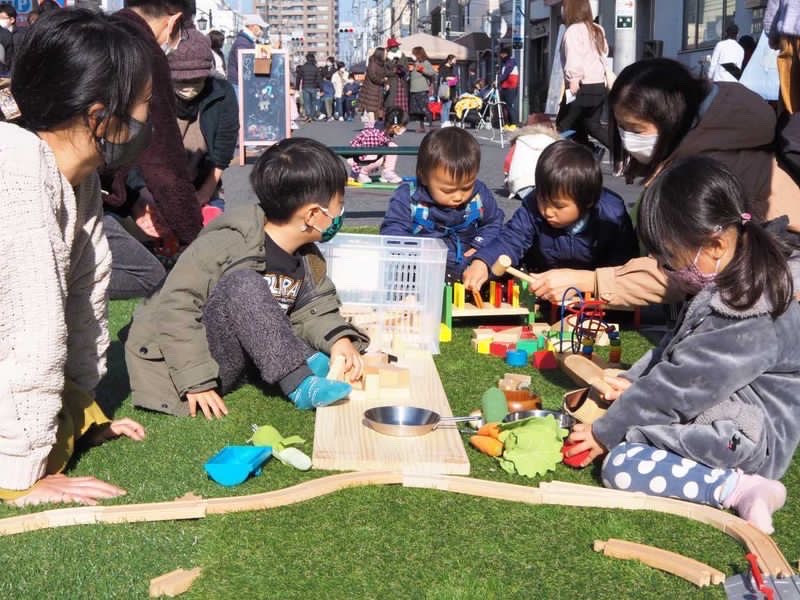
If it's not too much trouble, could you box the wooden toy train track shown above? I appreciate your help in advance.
[0,472,792,579]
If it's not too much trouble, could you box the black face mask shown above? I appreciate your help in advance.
[99,115,152,170]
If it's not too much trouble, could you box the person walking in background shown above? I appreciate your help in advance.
[709,23,744,82]
[438,54,458,126]
[498,47,519,127]
[226,14,266,96]
[331,61,348,121]
[556,0,611,158]
[385,37,409,115]
[208,29,226,78]
[408,46,435,133]
[359,47,389,126]
[343,72,360,121]
[320,74,335,120]
[347,107,407,184]
[297,52,321,122]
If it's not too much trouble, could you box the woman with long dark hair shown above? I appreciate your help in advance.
[0,9,149,506]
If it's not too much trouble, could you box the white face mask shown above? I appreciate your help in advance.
[175,80,206,101]
[618,128,658,164]
[0,18,10,30]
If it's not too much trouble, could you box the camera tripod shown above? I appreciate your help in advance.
[476,76,506,148]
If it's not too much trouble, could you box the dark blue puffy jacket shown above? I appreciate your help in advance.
[381,180,504,279]
[472,187,638,273]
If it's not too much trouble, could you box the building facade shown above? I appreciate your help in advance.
[255,0,339,66]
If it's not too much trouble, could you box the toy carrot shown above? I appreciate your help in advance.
[470,435,504,457]
[477,422,501,439]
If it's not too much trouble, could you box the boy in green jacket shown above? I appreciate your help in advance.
[125,138,368,419]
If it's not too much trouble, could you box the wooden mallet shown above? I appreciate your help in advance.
[490,255,539,287]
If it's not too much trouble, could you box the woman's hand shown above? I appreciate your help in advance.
[131,189,172,240]
[527,268,595,302]
[330,338,363,382]
[602,376,632,402]
[462,260,489,292]
[11,473,126,507]
[185,388,229,420]
[566,423,607,468]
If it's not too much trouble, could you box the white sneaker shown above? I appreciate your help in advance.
[441,120,453,128]
[317,114,326,121]
[338,116,344,122]
[290,121,299,130]
[380,170,403,184]
[357,172,372,184]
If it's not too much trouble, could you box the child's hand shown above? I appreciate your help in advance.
[462,260,489,292]
[330,338,363,382]
[185,388,229,420]
[86,418,146,446]
[566,423,607,467]
[11,473,126,507]
[602,376,632,402]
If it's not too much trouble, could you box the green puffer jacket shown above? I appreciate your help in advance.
[125,203,368,415]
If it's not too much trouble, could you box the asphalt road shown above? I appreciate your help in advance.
[221,119,644,227]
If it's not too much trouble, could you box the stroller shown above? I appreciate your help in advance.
[453,93,483,128]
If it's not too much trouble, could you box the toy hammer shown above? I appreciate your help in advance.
[490,255,539,287]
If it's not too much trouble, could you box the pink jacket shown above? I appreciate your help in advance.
[562,23,609,89]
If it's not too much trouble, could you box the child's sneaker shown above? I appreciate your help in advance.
[380,170,403,184]
[357,172,372,184]
[289,376,351,410]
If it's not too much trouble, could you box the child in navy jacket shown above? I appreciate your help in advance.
[463,139,637,290]
[381,127,504,279]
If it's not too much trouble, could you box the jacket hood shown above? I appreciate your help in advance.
[674,83,776,159]
[201,203,266,244]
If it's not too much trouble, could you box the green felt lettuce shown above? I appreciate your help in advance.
[495,416,568,478]
[248,424,311,471]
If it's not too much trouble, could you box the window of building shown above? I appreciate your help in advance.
[751,7,765,36]
[683,0,734,50]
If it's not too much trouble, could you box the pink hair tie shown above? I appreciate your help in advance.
[741,212,752,225]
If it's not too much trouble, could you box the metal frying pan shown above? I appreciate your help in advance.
[363,406,473,437]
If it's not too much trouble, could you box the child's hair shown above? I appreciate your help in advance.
[638,156,793,316]
[383,107,407,130]
[608,58,709,181]
[250,138,347,224]
[416,127,480,183]
[534,140,601,212]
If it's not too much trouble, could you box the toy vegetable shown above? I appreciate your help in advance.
[249,424,312,471]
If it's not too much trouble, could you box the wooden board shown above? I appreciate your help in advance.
[312,351,470,475]
[452,302,530,318]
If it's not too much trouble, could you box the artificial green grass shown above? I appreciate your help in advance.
[2,300,800,599]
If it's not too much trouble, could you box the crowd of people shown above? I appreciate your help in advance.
[3,0,800,545]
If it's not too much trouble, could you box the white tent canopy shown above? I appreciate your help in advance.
[396,33,469,61]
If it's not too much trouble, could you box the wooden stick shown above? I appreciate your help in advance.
[149,567,202,597]
[561,354,614,398]
[594,538,725,587]
[490,255,539,286]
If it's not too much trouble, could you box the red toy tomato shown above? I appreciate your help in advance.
[562,440,591,468]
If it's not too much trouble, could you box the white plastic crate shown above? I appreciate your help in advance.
[317,234,448,353]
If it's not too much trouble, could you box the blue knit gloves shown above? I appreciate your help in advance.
[289,376,351,410]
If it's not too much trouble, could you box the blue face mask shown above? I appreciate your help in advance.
[314,205,344,242]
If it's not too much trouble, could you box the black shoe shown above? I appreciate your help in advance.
[592,143,606,163]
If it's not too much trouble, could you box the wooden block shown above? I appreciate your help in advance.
[363,373,381,399]
[471,329,495,341]
[503,373,532,388]
[378,365,410,388]
[439,323,452,343]
[533,350,558,370]
[489,341,514,358]
[327,355,347,382]
[363,353,390,368]
[493,326,523,344]
[149,567,202,598]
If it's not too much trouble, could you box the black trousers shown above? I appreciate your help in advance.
[556,83,609,150]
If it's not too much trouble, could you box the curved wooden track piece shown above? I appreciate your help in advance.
[0,472,792,578]
[593,538,726,587]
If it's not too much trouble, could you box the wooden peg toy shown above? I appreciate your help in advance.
[490,255,538,286]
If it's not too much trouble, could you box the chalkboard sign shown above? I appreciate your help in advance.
[238,48,291,164]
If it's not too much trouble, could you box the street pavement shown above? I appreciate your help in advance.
[221,119,644,227]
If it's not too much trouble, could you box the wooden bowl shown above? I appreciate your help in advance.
[503,389,542,412]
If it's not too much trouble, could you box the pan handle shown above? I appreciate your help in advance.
[439,416,476,423]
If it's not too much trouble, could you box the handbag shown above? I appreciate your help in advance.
[438,81,450,100]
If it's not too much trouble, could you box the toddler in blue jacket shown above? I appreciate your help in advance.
[381,127,504,280]
[462,139,637,290]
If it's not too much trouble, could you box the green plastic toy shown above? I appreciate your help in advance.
[249,425,312,471]
[495,415,568,478]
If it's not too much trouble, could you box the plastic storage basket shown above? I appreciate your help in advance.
[317,234,448,353]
